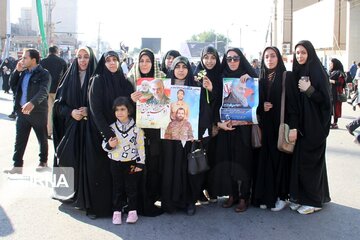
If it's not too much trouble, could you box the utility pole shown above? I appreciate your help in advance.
[97,22,101,58]
[45,0,55,46]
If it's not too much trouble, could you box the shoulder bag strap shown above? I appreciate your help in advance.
[280,71,287,124]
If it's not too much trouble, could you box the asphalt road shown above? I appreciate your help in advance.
[0,80,359,240]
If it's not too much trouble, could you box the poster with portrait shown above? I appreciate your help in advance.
[220,77,259,123]
[161,85,201,141]
[136,78,171,129]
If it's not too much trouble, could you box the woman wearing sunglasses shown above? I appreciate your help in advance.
[211,48,258,213]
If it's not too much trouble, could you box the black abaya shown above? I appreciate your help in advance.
[290,40,331,207]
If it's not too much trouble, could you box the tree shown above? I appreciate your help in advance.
[189,30,229,44]
[188,30,230,56]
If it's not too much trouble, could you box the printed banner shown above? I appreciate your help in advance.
[220,77,259,123]
[161,85,201,141]
[136,78,171,129]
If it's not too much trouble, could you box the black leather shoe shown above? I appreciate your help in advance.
[186,203,196,216]
[36,162,49,172]
[8,113,16,119]
[346,124,354,136]
[86,211,97,219]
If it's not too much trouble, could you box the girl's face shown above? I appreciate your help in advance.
[295,45,308,65]
[165,55,175,69]
[263,48,278,70]
[115,105,129,123]
[174,62,188,80]
[139,55,152,74]
[226,51,240,71]
[203,53,217,70]
[105,56,119,73]
[77,49,90,71]
[329,61,334,71]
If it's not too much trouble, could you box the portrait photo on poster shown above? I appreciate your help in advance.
[161,85,201,141]
[136,78,171,129]
[220,77,259,123]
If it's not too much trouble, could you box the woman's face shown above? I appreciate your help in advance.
[165,55,175,69]
[105,56,119,73]
[203,53,217,70]
[264,48,278,70]
[295,45,308,65]
[226,51,240,71]
[174,62,188,80]
[139,55,152,74]
[77,49,90,71]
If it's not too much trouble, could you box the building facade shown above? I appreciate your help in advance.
[273,0,360,69]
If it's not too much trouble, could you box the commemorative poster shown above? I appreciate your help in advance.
[136,78,171,129]
[161,85,201,141]
[220,77,259,123]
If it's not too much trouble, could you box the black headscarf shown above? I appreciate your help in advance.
[329,58,345,80]
[259,46,286,80]
[169,56,196,86]
[55,46,97,112]
[53,46,97,155]
[221,48,258,78]
[92,51,130,108]
[292,40,331,136]
[194,46,222,86]
[139,48,155,78]
[161,50,181,76]
[292,40,329,90]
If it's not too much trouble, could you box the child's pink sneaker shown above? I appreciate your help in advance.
[126,210,138,224]
[112,211,122,225]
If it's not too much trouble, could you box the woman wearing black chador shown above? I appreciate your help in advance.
[290,40,331,215]
[87,51,133,218]
[211,48,258,213]
[253,46,298,211]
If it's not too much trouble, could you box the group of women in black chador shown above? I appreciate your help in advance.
[51,39,331,220]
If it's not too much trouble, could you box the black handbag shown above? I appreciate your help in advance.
[187,141,209,175]
[337,92,347,102]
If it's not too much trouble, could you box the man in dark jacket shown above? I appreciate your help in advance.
[40,46,67,139]
[4,48,51,174]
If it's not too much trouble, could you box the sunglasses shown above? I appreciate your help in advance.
[226,56,240,62]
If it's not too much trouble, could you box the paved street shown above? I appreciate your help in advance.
[0,82,359,240]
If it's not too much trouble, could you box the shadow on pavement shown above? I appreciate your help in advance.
[0,205,14,237]
[56,200,360,240]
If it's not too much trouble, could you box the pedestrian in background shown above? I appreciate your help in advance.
[329,58,346,129]
[40,46,67,139]
[160,50,181,77]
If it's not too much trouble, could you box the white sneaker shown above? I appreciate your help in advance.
[289,202,301,211]
[297,205,322,215]
[271,199,287,212]
[259,204,267,209]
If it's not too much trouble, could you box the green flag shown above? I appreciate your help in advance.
[36,0,48,57]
